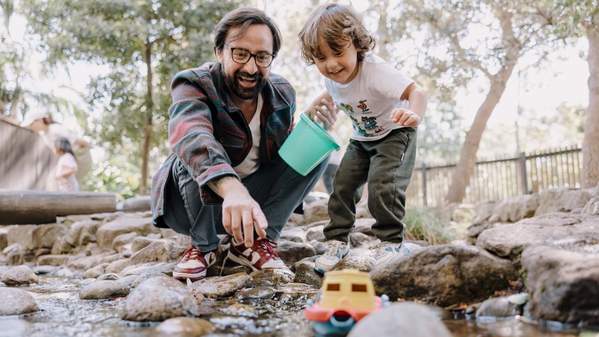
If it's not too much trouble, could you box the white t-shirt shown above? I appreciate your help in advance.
[55,153,80,192]
[234,94,263,178]
[324,53,414,141]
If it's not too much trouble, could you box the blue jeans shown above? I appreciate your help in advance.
[160,157,327,252]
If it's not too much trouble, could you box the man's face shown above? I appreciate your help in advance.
[216,24,274,101]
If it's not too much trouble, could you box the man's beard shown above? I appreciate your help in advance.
[225,70,265,100]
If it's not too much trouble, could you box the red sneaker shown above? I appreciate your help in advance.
[226,238,288,271]
[172,246,217,281]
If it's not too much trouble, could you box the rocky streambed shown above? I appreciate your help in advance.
[1,188,599,336]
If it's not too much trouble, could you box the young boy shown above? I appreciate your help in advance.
[299,3,427,273]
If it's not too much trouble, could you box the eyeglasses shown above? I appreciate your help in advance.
[230,47,274,68]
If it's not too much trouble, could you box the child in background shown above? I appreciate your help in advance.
[299,3,427,273]
[54,137,79,192]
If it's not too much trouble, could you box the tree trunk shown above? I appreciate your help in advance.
[582,26,599,188]
[140,42,154,194]
[0,191,117,224]
[445,66,515,204]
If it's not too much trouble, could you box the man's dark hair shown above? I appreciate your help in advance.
[214,7,282,57]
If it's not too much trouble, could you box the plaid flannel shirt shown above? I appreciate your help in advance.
[151,62,296,223]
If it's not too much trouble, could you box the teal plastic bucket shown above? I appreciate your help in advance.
[279,113,340,176]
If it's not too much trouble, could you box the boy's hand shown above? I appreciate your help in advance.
[391,108,421,127]
[307,95,338,130]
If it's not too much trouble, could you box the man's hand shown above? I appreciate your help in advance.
[307,92,338,130]
[391,108,421,127]
[209,177,268,248]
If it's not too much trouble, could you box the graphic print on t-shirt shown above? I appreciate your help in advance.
[339,99,384,136]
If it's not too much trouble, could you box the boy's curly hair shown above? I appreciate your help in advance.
[299,3,375,64]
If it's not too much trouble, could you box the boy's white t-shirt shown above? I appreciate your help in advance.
[234,94,263,178]
[324,53,414,141]
[55,153,80,192]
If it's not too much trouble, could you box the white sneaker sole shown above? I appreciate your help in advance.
[172,269,207,281]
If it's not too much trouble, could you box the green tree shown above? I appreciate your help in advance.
[22,0,240,193]
[552,0,599,187]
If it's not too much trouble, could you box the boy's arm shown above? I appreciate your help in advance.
[393,83,427,127]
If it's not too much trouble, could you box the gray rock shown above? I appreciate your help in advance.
[96,215,155,248]
[120,262,175,278]
[191,272,251,298]
[279,227,306,243]
[122,276,199,321]
[130,236,155,253]
[277,240,316,265]
[3,243,25,265]
[156,317,214,335]
[522,245,599,325]
[79,280,130,299]
[33,265,59,275]
[237,286,276,300]
[476,213,598,260]
[0,265,39,286]
[349,232,377,247]
[7,224,66,251]
[371,244,517,306]
[112,232,139,253]
[129,240,186,265]
[105,258,132,274]
[476,294,528,318]
[37,254,70,266]
[250,268,294,286]
[0,288,39,315]
[535,188,593,216]
[84,263,108,278]
[472,201,498,225]
[306,225,326,242]
[334,248,376,272]
[348,303,452,337]
[488,194,540,224]
[293,258,322,288]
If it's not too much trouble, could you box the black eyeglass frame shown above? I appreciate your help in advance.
[229,47,274,68]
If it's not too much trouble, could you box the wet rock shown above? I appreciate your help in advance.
[348,302,452,337]
[67,254,107,270]
[293,259,321,288]
[371,244,517,306]
[0,265,39,286]
[306,225,326,242]
[277,240,316,265]
[334,248,376,272]
[276,283,318,302]
[237,286,276,300]
[220,303,258,317]
[303,199,329,224]
[96,215,155,248]
[79,279,130,299]
[250,268,294,286]
[476,293,528,318]
[53,267,79,278]
[122,276,199,321]
[3,243,26,265]
[0,288,38,315]
[522,245,599,325]
[33,265,59,275]
[191,272,251,298]
[156,317,214,336]
[37,254,70,266]
[309,240,328,255]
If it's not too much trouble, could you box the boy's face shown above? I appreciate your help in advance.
[313,36,359,84]
[216,24,274,101]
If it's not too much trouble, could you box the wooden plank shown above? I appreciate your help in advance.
[0,191,117,224]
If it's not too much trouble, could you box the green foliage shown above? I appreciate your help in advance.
[403,207,455,245]
[21,0,241,193]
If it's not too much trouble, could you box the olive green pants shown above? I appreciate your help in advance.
[324,128,417,243]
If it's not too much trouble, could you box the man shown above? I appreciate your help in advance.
[151,7,327,281]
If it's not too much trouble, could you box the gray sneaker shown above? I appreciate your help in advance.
[314,240,350,275]
[378,242,411,265]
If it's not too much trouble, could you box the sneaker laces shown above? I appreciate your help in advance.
[256,239,279,258]
[182,246,201,262]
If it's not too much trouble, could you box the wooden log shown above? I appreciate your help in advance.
[0,191,117,224]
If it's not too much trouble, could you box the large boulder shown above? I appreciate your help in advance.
[488,194,540,224]
[277,240,316,265]
[0,265,39,286]
[535,188,593,216]
[190,272,251,298]
[371,244,517,307]
[79,279,130,299]
[348,303,452,337]
[122,276,199,321]
[476,213,599,260]
[0,288,38,315]
[7,224,66,251]
[522,245,599,325]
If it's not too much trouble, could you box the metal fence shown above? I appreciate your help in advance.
[407,145,582,207]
